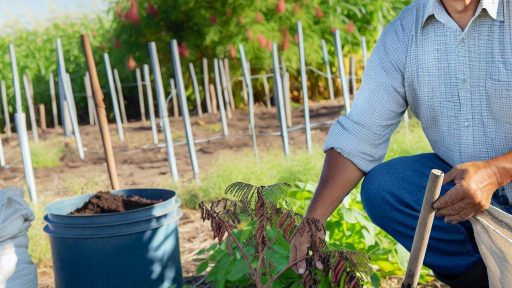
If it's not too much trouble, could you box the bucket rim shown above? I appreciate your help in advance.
[44,208,183,238]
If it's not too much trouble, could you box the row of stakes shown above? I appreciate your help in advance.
[0,21,409,204]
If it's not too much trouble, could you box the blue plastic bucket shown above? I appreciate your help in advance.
[44,188,183,288]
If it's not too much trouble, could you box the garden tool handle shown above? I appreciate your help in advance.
[81,34,120,190]
[402,169,444,288]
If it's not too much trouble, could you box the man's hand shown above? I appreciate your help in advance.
[287,150,364,275]
[433,160,502,224]
[289,219,326,274]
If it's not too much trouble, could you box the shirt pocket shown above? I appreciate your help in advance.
[486,79,512,125]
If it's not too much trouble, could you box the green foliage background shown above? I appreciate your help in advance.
[0,0,412,127]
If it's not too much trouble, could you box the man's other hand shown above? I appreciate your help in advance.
[433,161,501,224]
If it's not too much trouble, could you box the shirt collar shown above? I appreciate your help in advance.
[422,0,504,27]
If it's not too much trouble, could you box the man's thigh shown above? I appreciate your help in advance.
[360,153,482,275]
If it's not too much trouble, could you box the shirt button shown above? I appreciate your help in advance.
[460,37,465,44]
[464,122,469,127]
[462,78,467,85]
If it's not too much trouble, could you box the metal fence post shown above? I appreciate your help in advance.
[22,74,39,143]
[202,58,212,114]
[1,80,11,138]
[272,43,290,156]
[321,39,335,101]
[103,53,125,142]
[334,30,351,114]
[213,59,228,136]
[170,40,200,183]
[148,42,179,182]
[239,44,258,158]
[135,67,146,124]
[113,68,128,125]
[297,21,312,153]
[189,63,203,117]
[143,64,159,145]
[57,39,85,159]
[49,73,58,128]
[9,43,37,203]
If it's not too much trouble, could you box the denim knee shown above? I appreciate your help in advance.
[360,162,394,227]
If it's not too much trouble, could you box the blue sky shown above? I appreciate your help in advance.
[0,0,109,31]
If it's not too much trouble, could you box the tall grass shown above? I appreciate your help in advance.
[30,140,64,168]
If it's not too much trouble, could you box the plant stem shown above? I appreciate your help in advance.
[267,254,310,286]
[223,224,258,283]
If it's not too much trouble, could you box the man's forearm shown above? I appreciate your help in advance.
[305,149,364,223]
[489,151,512,187]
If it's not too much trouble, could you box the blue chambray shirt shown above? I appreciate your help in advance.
[324,0,512,209]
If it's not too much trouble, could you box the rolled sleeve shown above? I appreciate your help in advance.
[324,20,409,173]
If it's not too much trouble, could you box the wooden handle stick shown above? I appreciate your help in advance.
[402,169,444,288]
[81,34,120,190]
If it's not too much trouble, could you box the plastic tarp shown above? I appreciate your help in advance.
[471,206,512,288]
[0,187,37,288]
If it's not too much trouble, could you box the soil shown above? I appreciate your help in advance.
[70,191,163,215]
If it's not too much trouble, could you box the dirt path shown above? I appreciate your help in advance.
[0,101,341,195]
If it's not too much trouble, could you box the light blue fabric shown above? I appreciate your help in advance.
[324,0,512,202]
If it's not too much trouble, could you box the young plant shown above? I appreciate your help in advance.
[199,182,371,287]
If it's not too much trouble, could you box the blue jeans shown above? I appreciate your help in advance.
[361,153,511,276]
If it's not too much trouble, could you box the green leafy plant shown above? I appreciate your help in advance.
[198,182,372,287]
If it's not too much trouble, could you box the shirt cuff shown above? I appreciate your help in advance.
[323,119,382,173]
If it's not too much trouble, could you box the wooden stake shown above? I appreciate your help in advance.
[49,73,58,128]
[284,72,292,127]
[402,170,444,288]
[1,81,11,139]
[113,69,128,125]
[262,77,271,109]
[81,35,120,190]
[170,78,179,118]
[38,104,46,132]
[209,84,218,114]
